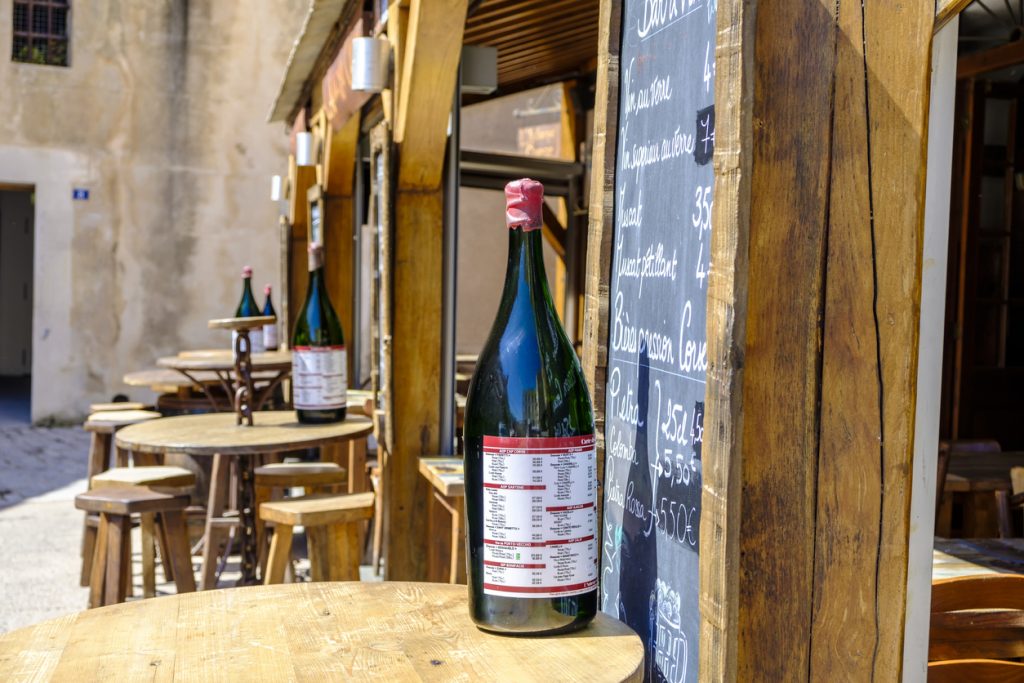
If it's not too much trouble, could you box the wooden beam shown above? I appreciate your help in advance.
[957,40,1024,80]
[385,0,469,581]
[323,114,360,198]
[395,0,469,189]
[582,0,621,535]
[936,0,971,33]
[289,164,317,240]
[323,196,355,378]
[698,0,753,677]
[540,202,567,260]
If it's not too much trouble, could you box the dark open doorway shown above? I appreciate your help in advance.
[0,187,34,424]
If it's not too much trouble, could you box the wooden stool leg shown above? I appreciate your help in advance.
[160,510,196,593]
[307,526,330,582]
[154,521,175,583]
[450,501,466,585]
[88,515,110,608]
[348,439,368,494]
[80,432,110,585]
[80,516,97,587]
[327,523,360,582]
[104,514,131,606]
[254,485,272,576]
[141,513,157,598]
[371,472,383,575]
[200,453,231,590]
[264,525,294,585]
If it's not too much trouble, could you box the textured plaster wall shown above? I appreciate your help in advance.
[0,0,306,421]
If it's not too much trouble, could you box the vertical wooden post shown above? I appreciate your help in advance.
[385,0,469,581]
[322,114,361,379]
[701,1,935,680]
[289,156,317,332]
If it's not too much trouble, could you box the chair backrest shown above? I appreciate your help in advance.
[927,659,1024,683]
[930,575,1024,661]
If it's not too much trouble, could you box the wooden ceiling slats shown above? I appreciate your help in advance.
[468,12,599,47]
[465,2,590,41]
[463,0,598,96]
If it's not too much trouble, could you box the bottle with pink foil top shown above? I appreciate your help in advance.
[234,265,265,353]
[463,178,598,634]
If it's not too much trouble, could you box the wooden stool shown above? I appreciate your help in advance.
[79,410,164,590]
[75,487,195,607]
[87,466,196,597]
[253,462,348,578]
[260,492,375,584]
[89,401,147,413]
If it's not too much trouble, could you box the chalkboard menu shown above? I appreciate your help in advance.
[601,2,715,682]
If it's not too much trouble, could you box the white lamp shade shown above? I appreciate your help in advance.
[270,175,282,201]
[351,37,390,93]
[296,132,313,166]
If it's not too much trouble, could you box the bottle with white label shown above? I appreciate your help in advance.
[291,243,346,423]
[463,178,597,635]
[262,284,279,351]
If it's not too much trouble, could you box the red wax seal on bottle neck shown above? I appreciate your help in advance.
[264,284,272,295]
[241,265,253,279]
[505,178,544,231]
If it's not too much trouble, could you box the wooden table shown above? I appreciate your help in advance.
[116,411,373,587]
[933,537,1024,579]
[0,582,642,681]
[123,368,216,396]
[938,451,1024,536]
[157,350,292,412]
[419,457,465,584]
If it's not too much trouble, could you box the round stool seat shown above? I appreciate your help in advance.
[89,402,147,413]
[84,410,162,433]
[254,462,348,488]
[92,465,196,489]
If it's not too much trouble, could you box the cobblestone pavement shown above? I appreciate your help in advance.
[0,425,91,633]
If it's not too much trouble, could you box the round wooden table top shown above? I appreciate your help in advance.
[115,411,373,456]
[157,349,292,373]
[208,315,275,331]
[0,582,643,681]
[122,368,215,392]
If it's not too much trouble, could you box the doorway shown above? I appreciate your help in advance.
[0,187,34,424]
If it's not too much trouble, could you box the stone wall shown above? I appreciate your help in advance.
[0,0,306,421]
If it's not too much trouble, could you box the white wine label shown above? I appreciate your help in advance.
[263,323,278,350]
[292,346,347,410]
[232,330,265,355]
[482,434,598,598]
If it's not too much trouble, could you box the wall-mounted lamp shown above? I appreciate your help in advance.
[270,175,282,201]
[351,37,390,93]
[296,132,314,166]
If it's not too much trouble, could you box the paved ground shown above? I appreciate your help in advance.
[0,424,91,633]
[0,423,380,635]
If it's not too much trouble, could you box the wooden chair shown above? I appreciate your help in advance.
[927,659,1024,682]
[260,492,375,584]
[930,574,1024,662]
[996,467,1024,539]
[937,438,1003,537]
[75,487,196,607]
[86,466,196,598]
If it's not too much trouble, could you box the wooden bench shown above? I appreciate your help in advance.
[260,492,375,584]
[75,487,195,607]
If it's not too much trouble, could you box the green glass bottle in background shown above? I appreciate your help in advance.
[292,243,347,423]
[262,284,279,351]
[463,178,598,635]
[234,265,265,353]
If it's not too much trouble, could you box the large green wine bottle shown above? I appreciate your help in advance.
[463,178,598,635]
[234,265,265,353]
[291,243,347,423]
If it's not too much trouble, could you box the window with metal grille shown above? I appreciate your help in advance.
[12,1,69,67]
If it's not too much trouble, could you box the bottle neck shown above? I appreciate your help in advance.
[503,227,551,309]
